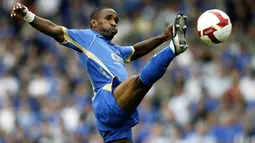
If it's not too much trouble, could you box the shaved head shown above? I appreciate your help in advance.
[89,6,119,40]
[89,6,112,28]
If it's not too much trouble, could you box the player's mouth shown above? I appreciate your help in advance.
[109,27,118,34]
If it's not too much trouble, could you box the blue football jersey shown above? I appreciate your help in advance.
[60,27,139,135]
[60,27,135,93]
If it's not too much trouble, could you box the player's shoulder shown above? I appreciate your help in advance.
[72,29,95,36]
[63,28,98,47]
[63,27,91,35]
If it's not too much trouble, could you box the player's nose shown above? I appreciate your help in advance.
[110,20,117,27]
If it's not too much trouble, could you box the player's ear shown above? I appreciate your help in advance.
[91,19,98,29]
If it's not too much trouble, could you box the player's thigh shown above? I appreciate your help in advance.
[113,75,151,113]
[114,75,149,98]
[114,75,139,99]
[109,138,132,143]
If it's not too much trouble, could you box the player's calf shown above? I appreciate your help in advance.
[114,14,189,114]
[138,13,188,91]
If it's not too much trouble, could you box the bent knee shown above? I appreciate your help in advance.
[130,75,140,81]
[131,75,150,87]
[130,75,144,85]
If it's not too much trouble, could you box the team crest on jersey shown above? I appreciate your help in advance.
[111,53,123,63]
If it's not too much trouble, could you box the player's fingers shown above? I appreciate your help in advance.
[18,4,22,9]
[17,2,22,6]
[21,6,26,11]
[15,5,19,10]
[12,10,16,16]
[16,3,21,9]
[16,3,26,12]
[17,3,24,9]
[11,12,16,17]
[16,3,23,9]
[13,4,17,10]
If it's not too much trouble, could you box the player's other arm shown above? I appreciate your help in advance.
[10,3,64,43]
[131,24,173,61]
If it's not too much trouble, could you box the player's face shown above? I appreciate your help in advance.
[96,9,118,40]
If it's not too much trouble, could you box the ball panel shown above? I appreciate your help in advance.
[214,23,232,41]
[200,36,214,44]
[202,26,221,44]
[209,9,230,20]
[197,12,220,31]
[209,10,230,28]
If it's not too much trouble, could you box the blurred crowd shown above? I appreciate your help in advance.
[0,0,255,143]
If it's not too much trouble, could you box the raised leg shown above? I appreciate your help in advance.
[114,75,151,114]
[111,13,188,143]
[113,13,188,114]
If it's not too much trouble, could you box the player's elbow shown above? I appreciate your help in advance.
[52,26,65,43]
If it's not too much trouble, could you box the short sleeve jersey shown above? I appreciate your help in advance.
[60,27,135,93]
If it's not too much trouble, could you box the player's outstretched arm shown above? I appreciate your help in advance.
[131,24,173,61]
[10,3,64,43]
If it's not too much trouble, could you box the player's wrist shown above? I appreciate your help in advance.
[23,8,35,23]
[158,34,169,42]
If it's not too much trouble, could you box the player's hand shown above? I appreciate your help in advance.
[10,3,27,19]
[162,24,173,41]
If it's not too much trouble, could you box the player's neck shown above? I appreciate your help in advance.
[91,29,113,41]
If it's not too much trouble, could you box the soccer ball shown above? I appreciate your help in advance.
[197,9,232,44]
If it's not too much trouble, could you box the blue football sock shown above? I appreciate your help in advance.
[139,45,176,86]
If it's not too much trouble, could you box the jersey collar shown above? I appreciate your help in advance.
[90,29,115,46]
[91,29,104,38]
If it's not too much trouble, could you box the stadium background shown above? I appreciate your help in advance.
[0,0,255,142]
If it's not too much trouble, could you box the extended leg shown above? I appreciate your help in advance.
[114,46,176,113]
[114,13,188,114]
